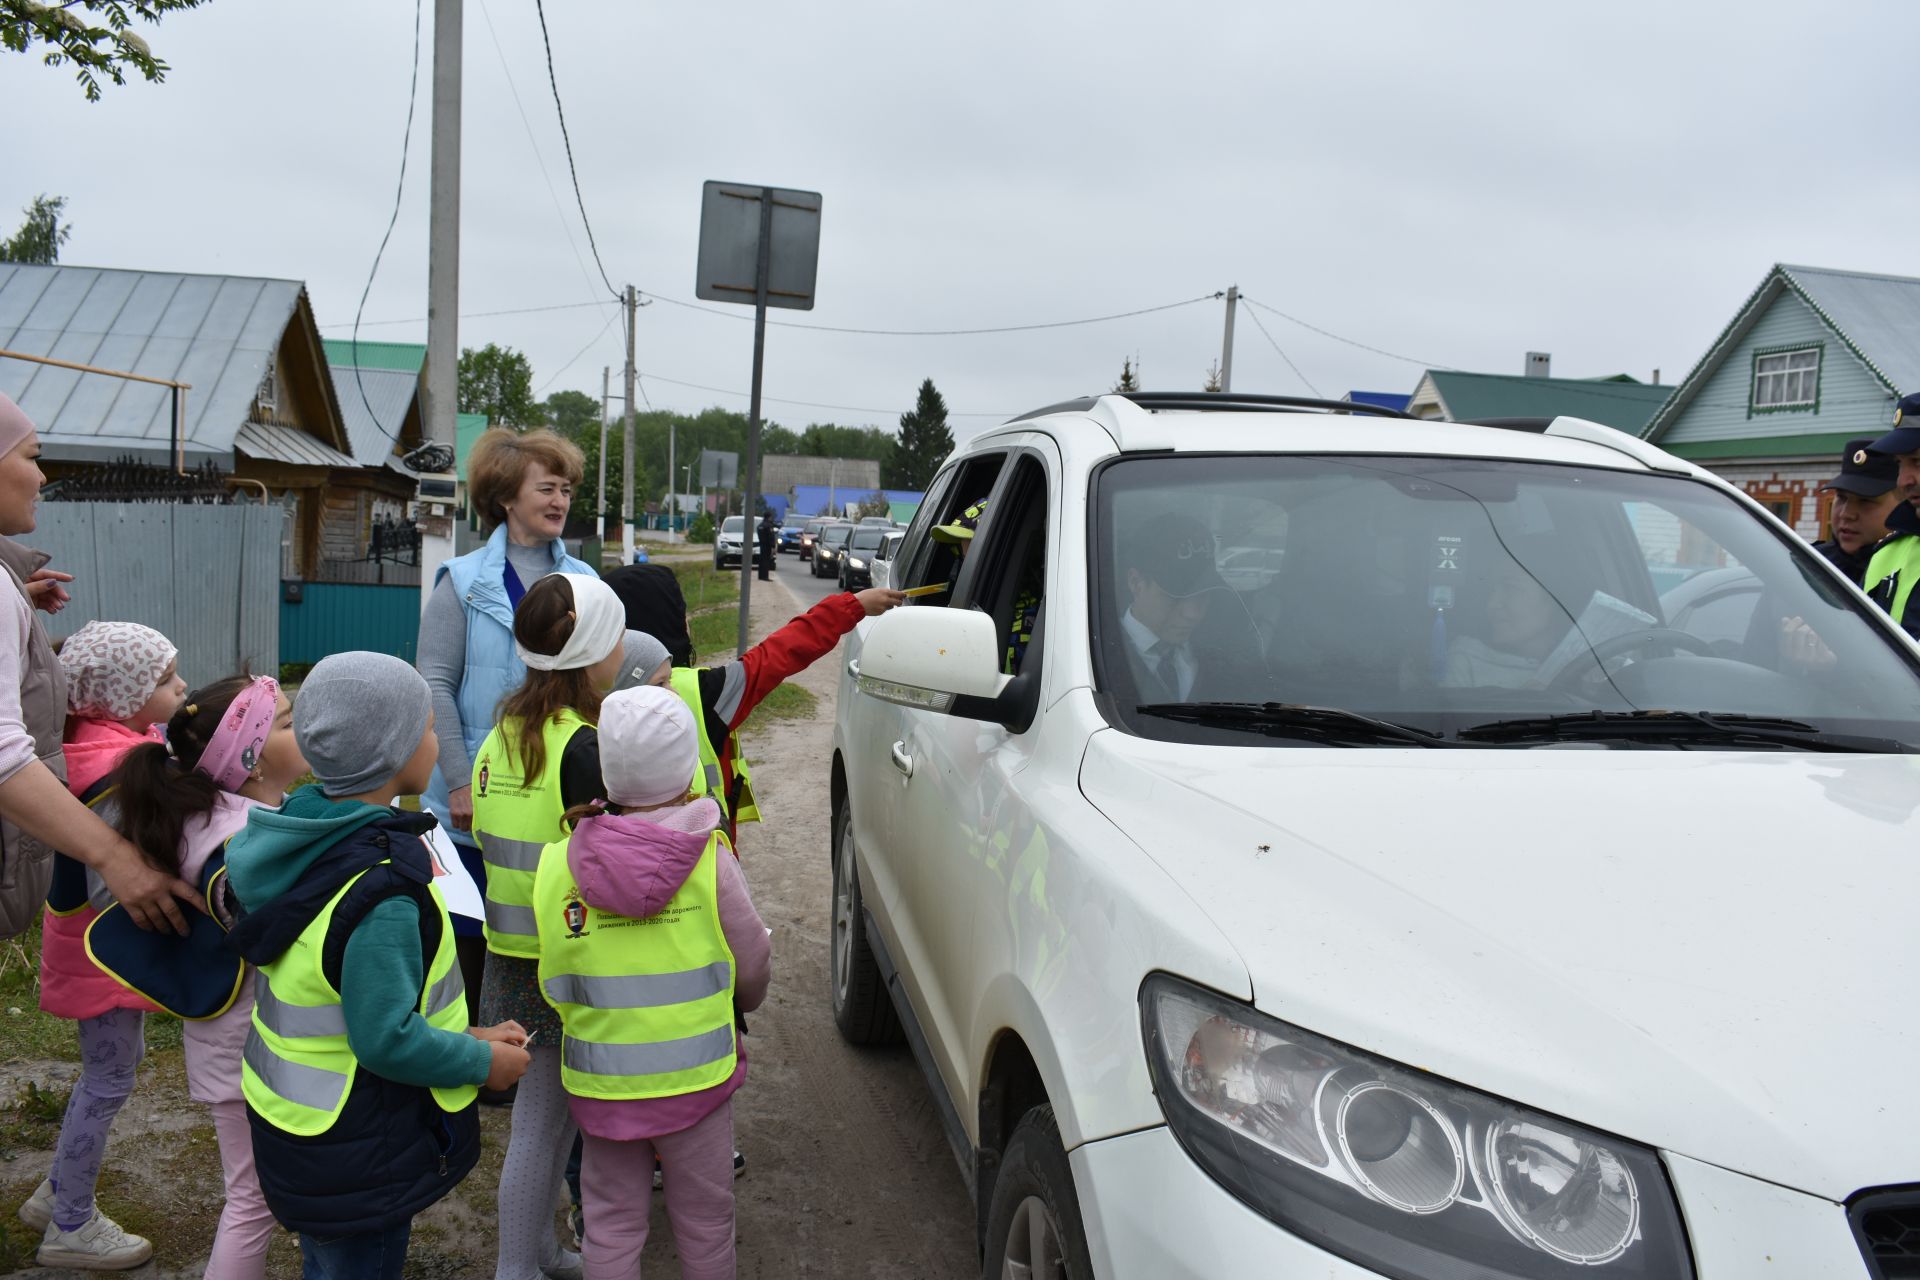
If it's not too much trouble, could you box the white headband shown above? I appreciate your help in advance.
[517,573,626,672]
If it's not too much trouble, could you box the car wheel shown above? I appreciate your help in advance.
[830,800,902,1046]
[714,554,723,571]
[981,1106,1094,1280]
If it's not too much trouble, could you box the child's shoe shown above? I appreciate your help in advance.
[36,1209,154,1270]
[734,1148,746,1178]
[16,1178,53,1232]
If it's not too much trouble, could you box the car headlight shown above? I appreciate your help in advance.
[1141,976,1692,1278]
[849,557,867,570]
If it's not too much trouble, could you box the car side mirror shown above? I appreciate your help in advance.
[856,607,1011,712]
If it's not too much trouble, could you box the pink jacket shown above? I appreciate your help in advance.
[39,718,164,1020]
[564,797,771,1140]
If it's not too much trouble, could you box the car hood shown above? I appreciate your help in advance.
[1079,733,1920,1199]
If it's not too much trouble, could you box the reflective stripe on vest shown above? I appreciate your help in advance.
[531,828,738,1101]
[668,668,759,826]
[243,865,476,1136]
[469,710,587,958]
[1865,535,1920,627]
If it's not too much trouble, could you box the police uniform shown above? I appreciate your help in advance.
[1813,437,1902,586]
[1862,393,1920,635]
[930,498,1043,675]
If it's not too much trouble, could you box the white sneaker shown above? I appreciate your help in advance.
[16,1178,53,1233]
[36,1209,154,1271]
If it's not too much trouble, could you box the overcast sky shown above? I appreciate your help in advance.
[3,0,1915,438]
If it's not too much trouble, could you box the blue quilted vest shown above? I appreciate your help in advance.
[421,526,594,847]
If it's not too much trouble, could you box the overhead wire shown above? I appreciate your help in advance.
[537,305,621,394]
[1241,294,1451,370]
[638,289,1222,336]
[638,372,1012,419]
[1240,303,1323,398]
[532,0,620,300]
[345,0,424,451]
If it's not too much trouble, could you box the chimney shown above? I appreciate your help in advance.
[1524,352,1551,379]
[1652,368,1661,385]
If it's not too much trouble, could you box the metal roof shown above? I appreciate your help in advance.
[0,263,312,462]
[320,338,426,374]
[234,420,359,469]
[1419,371,1673,433]
[328,363,416,466]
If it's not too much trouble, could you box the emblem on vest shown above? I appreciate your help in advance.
[563,891,588,938]
[477,759,490,797]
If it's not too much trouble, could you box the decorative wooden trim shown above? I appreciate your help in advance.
[1747,341,1824,419]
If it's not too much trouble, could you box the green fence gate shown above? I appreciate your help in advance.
[279,582,421,670]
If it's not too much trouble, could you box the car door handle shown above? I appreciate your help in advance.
[889,741,914,778]
[847,659,860,679]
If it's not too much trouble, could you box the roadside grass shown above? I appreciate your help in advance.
[1,923,184,1065]
[743,682,818,736]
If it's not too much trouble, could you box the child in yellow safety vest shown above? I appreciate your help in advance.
[535,685,772,1280]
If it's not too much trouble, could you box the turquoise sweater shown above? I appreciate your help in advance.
[226,787,490,1089]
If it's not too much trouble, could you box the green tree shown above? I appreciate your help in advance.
[541,388,599,440]
[0,194,70,264]
[1,0,210,102]
[458,344,538,429]
[1114,357,1140,393]
[854,491,891,519]
[1203,359,1223,393]
[893,378,954,492]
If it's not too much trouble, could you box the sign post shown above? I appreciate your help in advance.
[695,180,822,653]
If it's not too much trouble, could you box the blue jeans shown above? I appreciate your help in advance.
[300,1220,412,1280]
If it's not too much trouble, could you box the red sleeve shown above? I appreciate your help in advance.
[723,592,865,730]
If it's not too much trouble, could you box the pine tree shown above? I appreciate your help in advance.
[1114,357,1140,393]
[1203,359,1223,393]
[894,378,954,492]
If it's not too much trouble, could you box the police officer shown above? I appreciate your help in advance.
[756,510,776,581]
[929,498,1042,674]
[1813,437,1905,586]
[1862,392,1920,635]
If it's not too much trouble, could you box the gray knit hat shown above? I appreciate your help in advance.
[612,630,672,693]
[293,651,433,798]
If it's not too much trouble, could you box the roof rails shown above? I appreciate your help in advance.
[1007,391,1419,424]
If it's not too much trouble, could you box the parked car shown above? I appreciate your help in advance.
[779,514,809,555]
[870,529,904,591]
[799,518,828,559]
[830,391,1920,1279]
[811,521,853,578]
[713,515,747,569]
[857,515,896,528]
[838,526,889,591]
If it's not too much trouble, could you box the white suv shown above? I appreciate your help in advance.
[829,393,1920,1279]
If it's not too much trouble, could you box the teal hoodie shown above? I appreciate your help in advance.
[227,786,489,1090]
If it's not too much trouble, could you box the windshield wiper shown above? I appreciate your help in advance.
[1455,710,1913,753]
[1135,701,1456,748]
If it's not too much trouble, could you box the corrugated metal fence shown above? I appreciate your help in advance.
[278,582,420,667]
[32,502,282,689]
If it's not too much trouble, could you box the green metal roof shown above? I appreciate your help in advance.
[321,338,427,373]
[456,412,488,483]
[1426,371,1675,432]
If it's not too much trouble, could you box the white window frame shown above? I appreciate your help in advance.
[1751,346,1820,411]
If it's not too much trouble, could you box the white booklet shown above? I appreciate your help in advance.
[1535,590,1659,687]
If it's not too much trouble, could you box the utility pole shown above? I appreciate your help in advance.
[621,285,636,565]
[420,0,463,615]
[1219,285,1239,394]
[597,365,609,546]
[665,416,676,542]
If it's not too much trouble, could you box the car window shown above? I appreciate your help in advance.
[822,525,852,546]
[965,454,1049,681]
[851,528,885,550]
[1093,454,1920,745]
[722,516,744,533]
[901,454,1005,594]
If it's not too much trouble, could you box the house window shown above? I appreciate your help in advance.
[1751,346,1820,411]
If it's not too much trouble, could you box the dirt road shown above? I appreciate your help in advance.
[2,570,975,1278]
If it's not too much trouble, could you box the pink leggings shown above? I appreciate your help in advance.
[580,1102,735,1280]
[204,1099,275,1280]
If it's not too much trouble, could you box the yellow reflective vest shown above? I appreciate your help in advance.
[243,866,474,1137]
[669,667,759,826]
[532,827,738,1100]
[1866,534,1920,632]
[470,710,587,957]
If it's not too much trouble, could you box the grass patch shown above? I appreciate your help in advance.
[689,604,742,660]
[743,682,818,736]
[671,563,740,612]
[0,921,184,1064]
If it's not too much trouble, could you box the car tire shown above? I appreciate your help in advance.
[830,800,902,1046]
[714,554,724,571]
[981,1106,1095,1280]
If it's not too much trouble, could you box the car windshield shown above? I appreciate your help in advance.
[1094,453,1920,748]
[851,529,885,550]
[822,525,852,546]
[722,516,744,534]
[782,516,806,530]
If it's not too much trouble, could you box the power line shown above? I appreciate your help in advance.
[1241,294,1451,370]
[347,0,424,451]
[474,0,605,306]
[638,290,1223,336]
[537,305,621,394]
[532,0,619,300]
[1241,303,1322,398]
[318,299,616,329]
[638,372,1011,419]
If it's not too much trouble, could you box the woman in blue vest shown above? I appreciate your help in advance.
[418,428,592,1006]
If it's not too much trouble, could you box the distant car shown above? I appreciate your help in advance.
[870,529,905,591]
[811,522,854,578]
[857,515,896,528]
[779,514,809,555]
[839,526,889,591]
[713,515,747,569]
[799,518,829,559]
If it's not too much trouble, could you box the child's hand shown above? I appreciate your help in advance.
[485,1040,531,1091]
[856,587,906,616]
[470,1020,529,1047]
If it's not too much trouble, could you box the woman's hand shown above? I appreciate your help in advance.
[470,1020,529,1047]
[23,569,72,615]
[449,785,473,832]
[98,839,198,934]
[856,587,906,616]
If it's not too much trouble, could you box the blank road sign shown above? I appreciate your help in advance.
[695,181,822,312]
[699,450,739,489]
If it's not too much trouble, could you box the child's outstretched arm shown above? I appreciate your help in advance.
[710,587,903,732]
[339,896,494,1089]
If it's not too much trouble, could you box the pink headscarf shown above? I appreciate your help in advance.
[194,676,279,792]
[0,392,35,460]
